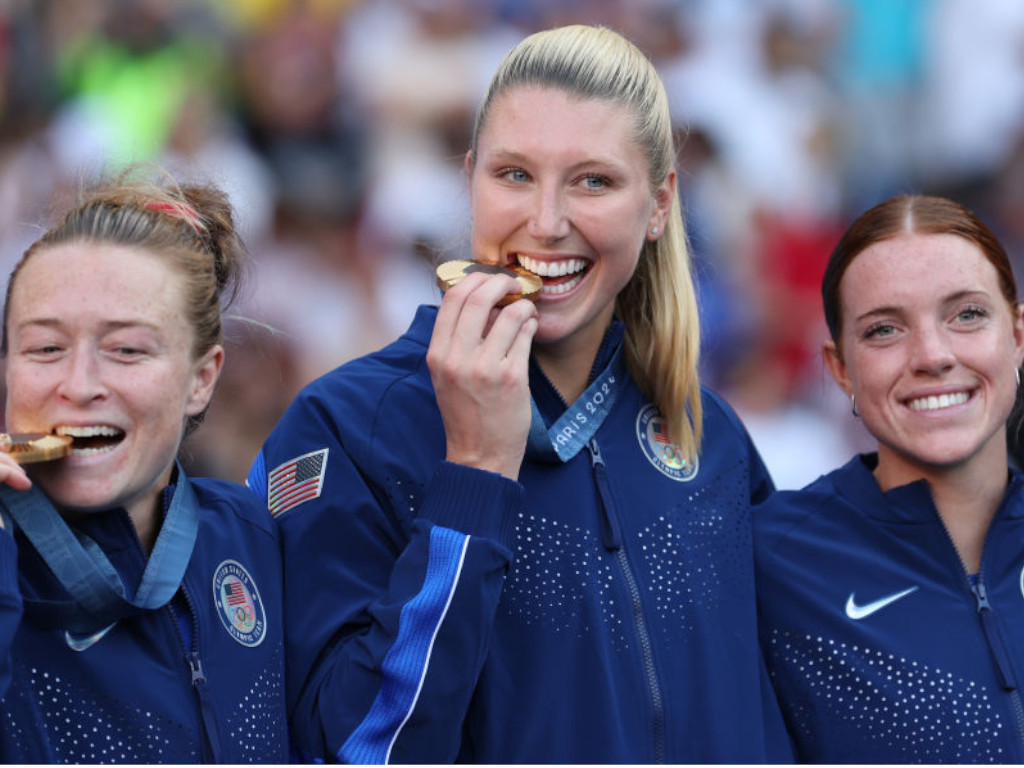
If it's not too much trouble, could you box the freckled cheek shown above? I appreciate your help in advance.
[3,378,51,430]
[847,354,900,405]
[5,366,57,403]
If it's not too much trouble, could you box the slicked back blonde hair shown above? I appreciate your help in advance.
[468,24,702,461]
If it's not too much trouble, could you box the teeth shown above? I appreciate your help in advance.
[907,392,970,411]
[541,273,585,295]
[55,425,124,437]
[72,445,115,456]
[516,255,586,278]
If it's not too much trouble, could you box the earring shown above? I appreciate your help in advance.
[1017,367,1021,388]
[650,226,660,236]
[851,394,860,418]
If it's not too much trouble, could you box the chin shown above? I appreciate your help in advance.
[40,478,119,515]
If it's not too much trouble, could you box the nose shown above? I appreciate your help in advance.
[910,324,956,376]
[57,346,108,404]
[527,184,570,242]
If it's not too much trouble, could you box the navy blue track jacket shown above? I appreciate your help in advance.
[756,453,1024,763]
[249,305,790,764]
[0,476,288,763]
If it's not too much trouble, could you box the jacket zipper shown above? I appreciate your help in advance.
[587,439,666,763]
[171,588,224,763]
[970,576,1024,752]
[932,498,1024,755]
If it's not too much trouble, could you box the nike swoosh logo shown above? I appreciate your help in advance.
[65,622,116,652]
[845,586,919,620]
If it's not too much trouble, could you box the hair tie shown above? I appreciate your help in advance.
[144,200,204,234]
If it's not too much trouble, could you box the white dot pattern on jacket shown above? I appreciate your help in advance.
[5,667,196,762]
[226,653,286,760]
[767,630,1006,763]
[506,511,627,647]
[0,652,285,763]
[503,468,754,650]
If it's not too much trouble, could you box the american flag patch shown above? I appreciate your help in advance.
[224,581,248,606]
[268,448,328,517]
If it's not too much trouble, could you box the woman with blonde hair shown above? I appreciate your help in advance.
[250,24,787,763]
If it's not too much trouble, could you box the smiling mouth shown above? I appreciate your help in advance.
[55,425,126,453]
[515,254,589,296]
[906,391,971,412]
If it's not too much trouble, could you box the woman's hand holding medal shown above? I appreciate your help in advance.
[0,433,69,521]
[428,266,539,480]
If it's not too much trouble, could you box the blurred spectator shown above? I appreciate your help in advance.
[181,320,303,483]
[3,0,1024,486]
[919,0,1024,189]
[829,0,929,209]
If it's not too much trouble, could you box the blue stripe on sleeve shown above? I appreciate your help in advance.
[339,526,469,764]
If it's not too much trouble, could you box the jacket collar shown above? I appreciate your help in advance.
[833,452,1024,523]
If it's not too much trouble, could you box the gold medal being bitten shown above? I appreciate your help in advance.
[0,433,73,464]
[436,260,542,306]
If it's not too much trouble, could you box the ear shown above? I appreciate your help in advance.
[1013,302,1024,369]
[465,150,475,185]
[647,169,676,240]
[823,338,853,398]
[185,344,224,417]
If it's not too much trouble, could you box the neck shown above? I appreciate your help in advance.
[534,308,614,403]
[128,465,176,554]
[874,447,1009,574]
[533,347,591,404]
[129,502,161,554]
[534,325,612,405]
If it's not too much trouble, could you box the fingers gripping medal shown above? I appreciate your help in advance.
[436,260,542,306]
[0,433,73,464]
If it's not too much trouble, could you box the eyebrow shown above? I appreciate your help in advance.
[852,290,994,325]
[486,147,626,173]
[15,317,163,334]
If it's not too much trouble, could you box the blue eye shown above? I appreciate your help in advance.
[500,167,529,183]
[956,306,987,322]
[864,323,895,340]
[582,175,610,191]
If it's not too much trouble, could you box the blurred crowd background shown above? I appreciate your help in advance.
[1,0,1023,488]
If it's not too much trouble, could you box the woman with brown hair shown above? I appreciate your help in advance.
[756,194,1024,763]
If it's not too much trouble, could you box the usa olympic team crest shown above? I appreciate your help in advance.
[212,560,266,647]
[635,403,698,481]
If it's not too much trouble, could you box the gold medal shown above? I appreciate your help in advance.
[436,260,542,306]
[0,433,73,463]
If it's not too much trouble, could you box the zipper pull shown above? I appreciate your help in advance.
[972,580,991,611]
[587,440,622,551]
[187,650,227,762]
[971,579,1018,691]
[188,652,206,685]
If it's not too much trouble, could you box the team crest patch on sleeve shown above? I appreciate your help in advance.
[267,448,328,517]
[213,560,267,647]
[635,403,699,482]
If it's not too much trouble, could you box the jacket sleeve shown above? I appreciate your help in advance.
[703,388,776,503]
[0,531,23,703]
[248,396,517,764]
[746,432,775,505]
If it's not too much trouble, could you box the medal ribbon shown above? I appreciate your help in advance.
[0,464,200,632]
[526,341,627,462]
